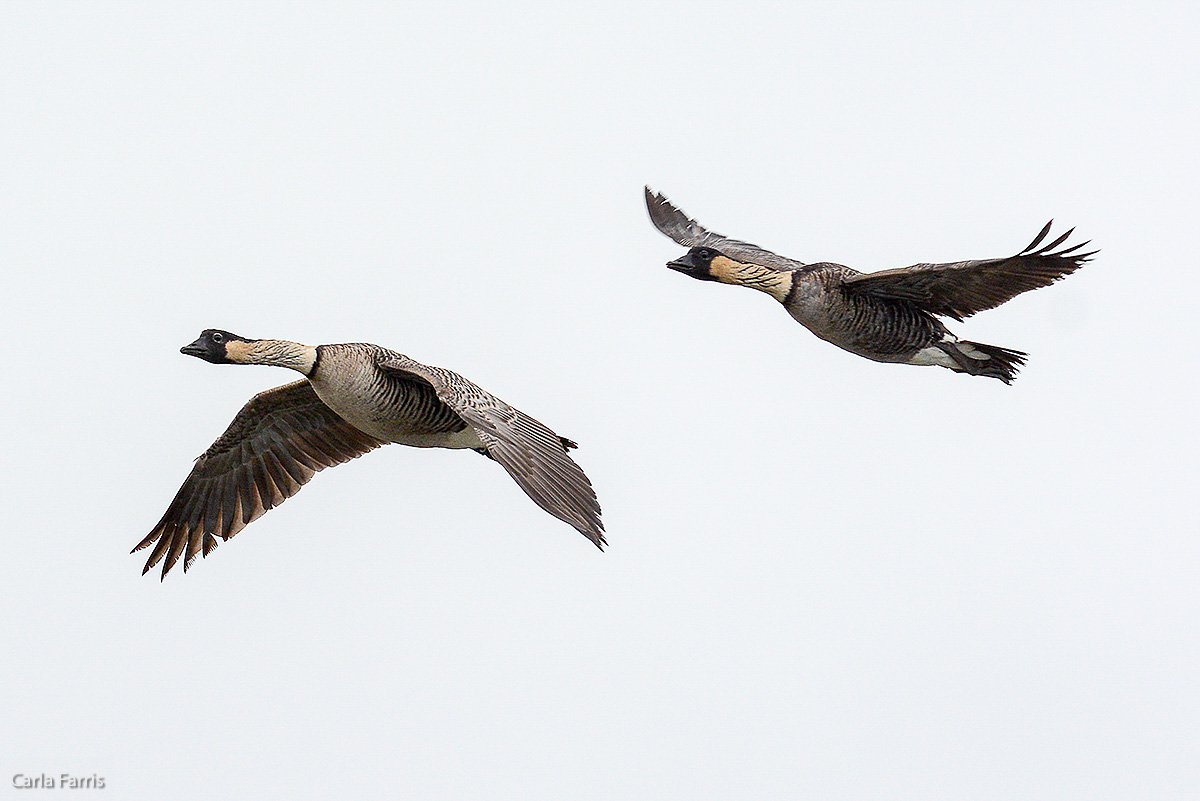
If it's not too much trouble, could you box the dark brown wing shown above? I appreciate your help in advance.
[378,354,605,549]
[644,186,807,271]
[841,221,1096,321]
[134,380,384,579]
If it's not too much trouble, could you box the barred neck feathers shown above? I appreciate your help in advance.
[709,255,792,301]
[226,339,318,375]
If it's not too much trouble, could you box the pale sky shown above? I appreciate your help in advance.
[2,2,1198,799]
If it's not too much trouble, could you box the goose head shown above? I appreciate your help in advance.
[181,329,252,364]
[666,246,723,282]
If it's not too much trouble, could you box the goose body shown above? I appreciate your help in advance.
[646,187,1095,383]
[135,330,604,578]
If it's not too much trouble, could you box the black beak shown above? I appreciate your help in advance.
[667,253,698,273]
[180,337,208,358]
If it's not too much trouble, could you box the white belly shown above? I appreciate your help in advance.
[389,426,485,450]
[907,335,988,368]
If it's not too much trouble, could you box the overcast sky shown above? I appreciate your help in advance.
[2,2,1198,799]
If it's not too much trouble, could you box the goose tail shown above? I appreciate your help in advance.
[937,340,1028,384]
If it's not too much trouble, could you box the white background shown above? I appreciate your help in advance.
[2,2,1197,798]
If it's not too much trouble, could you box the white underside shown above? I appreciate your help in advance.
[908,347,958,368]
[344,412,485,449]
[907,335,990,368]
[392,427,485,450]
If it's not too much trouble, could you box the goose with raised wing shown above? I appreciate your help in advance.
[646,187,1095,383]
[134,330,604,578]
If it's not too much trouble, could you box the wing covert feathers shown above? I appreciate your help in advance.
[841,220,1096,321]
[378,355,605,549]
[134,380,384,579]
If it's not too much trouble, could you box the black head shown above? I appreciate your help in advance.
[180,329,249,364]
[666,246,722,282]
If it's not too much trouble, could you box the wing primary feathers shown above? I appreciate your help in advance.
[1023,220,1055,253]
[377,354,605,548]
[840,220,1096,320]
[644,186,808,271]
[137,380,383,578]
[1039,227,1076,254]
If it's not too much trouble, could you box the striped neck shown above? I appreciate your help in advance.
[709,255,793,301]
[225,339,318,375]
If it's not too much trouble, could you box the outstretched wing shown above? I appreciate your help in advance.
[378,354,605,549]
[134,380,384,579]
[841,221,1096,321]
[644,186,807,271]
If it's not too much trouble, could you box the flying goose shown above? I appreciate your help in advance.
[134,330,604,578]
[646,188,1095,383]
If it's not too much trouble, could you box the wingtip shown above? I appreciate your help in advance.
[644,185,666,209]
[1020,219,1097,261]
[644,186,691,240]
[1023,219,1056,253]
[579,518,606,551]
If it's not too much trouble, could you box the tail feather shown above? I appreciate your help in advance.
[938,340,1027,384]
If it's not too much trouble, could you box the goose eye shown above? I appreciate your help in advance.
[211,332,224,343]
